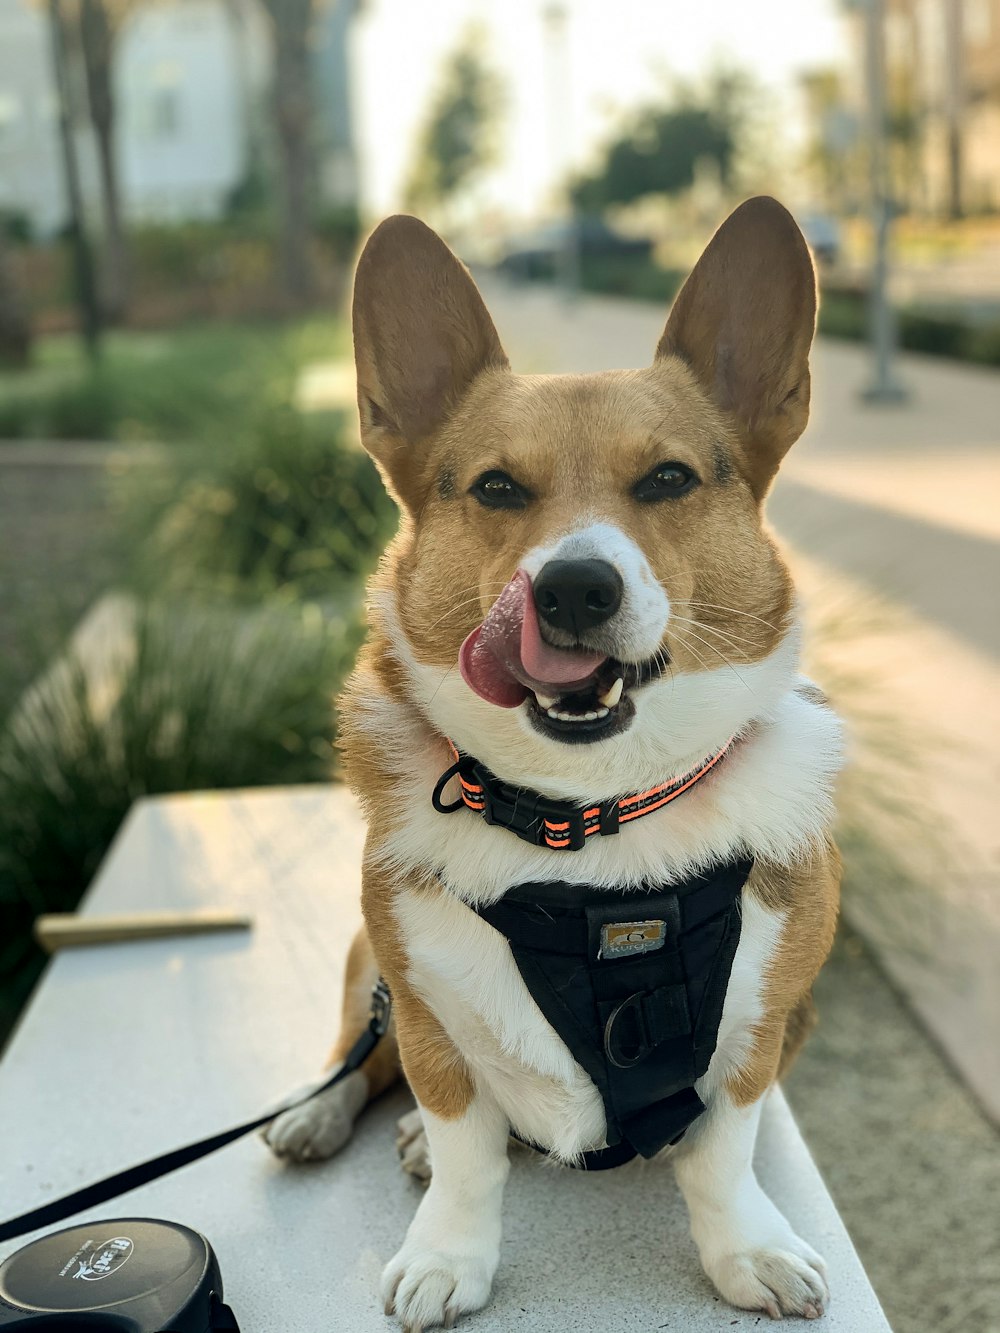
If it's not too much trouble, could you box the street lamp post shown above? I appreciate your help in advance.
[542,2,579,302]
[860,0,908,402]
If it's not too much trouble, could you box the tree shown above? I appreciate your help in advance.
[259,0,316,303]
[570,70,759,213]
[404,28,505,214]
[77,0,131,320]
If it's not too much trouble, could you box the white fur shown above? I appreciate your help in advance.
[382,1097,510,1329]
[673,1091,829,1318]
[264,1068,367,1162]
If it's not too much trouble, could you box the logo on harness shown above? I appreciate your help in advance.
[600,920,665,959]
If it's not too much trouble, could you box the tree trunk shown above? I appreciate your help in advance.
[0,234,32,368]
[79,0,129,321]
[48,0,101,362]
[268,0,314,304]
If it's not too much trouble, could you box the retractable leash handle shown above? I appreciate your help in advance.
[0,1218,238,1331]
[0,980,392,1248]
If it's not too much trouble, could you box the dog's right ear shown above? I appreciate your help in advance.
[353,216,509,507]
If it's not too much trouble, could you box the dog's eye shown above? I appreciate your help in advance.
[470,470,530,511]
[633,461,700,502]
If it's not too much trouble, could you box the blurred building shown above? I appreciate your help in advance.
[116,0,269,223]
[0,0,66,235]
[0,0,361,237]
[842,0,1000,215]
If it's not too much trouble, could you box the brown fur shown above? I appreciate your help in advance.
[727,839,841,1106]
[358,844,473,1121]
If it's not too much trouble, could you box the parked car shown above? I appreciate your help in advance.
[496,217,653,281]
[799,213,842,268]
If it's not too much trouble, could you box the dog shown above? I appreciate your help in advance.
[265,196,844,1329]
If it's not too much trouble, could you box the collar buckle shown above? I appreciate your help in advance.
[480,774,587,851]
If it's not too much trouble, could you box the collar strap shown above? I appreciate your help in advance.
[432,738,734,852]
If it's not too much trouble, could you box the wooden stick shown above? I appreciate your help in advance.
[34,910,254,953]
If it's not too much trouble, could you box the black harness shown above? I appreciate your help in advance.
[434,745,752,1168]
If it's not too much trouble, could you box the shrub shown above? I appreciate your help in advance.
[578,254,683,304]
[0,316,350,443]
[125,408,397,599]
[818,283,1000,368]
[0,373,117,439]
[0,598,360,1041]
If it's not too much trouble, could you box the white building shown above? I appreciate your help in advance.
[0,0,359,237]
[116,0,268,222]
[0,0,67,235]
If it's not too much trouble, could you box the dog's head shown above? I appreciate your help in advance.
[353,198,816,797]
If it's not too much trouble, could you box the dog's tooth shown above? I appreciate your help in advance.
[547,707,561,719]
[583,711,598,721]
[596,707,609,718]
[535,692,558,710]
[599,677,624,708]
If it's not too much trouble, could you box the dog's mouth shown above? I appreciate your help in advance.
[458,571,668,745]
[524,655,669,744]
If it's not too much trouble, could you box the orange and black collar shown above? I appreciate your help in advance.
[432,738,735,852]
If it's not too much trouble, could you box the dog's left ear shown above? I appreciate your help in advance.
[656,196,816,497]
[353,215,509,508]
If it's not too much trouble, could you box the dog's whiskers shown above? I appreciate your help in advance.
[669,615,760,657]
[674,600,784,635]
[668,624,754,693]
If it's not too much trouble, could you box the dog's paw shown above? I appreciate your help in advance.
[705,1237,829,1320]
[381,1243,494,1331]
[396,1107,432,1184]
[262,1069,366,1163]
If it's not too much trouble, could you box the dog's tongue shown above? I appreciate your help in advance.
[459,569,606,708]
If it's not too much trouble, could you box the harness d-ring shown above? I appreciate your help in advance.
[603,992,651,1069]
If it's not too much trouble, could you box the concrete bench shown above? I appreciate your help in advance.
[0,787,892,1330]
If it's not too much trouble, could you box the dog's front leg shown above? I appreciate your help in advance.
[382,1094,510,1331]
[673,1089,828,1320]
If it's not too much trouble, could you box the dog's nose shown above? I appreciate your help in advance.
[533,559,623,637]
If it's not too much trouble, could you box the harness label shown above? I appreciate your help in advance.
[600,920,666,959]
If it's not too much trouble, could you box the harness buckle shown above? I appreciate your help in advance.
[369,977,393,1037]
[481,779,587,851]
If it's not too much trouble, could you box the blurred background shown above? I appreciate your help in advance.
[0,1,998,1329]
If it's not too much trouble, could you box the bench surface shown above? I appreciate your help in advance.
[0,786,892,1331]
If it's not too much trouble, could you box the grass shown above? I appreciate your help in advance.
[0,315,350,443]
[0,597,362,1043]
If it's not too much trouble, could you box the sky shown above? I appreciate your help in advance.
[350,0,849,218]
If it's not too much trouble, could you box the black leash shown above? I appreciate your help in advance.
[0,979,392,1246]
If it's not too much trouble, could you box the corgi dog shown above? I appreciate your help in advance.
[266,197,844,1330]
